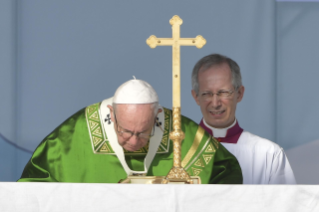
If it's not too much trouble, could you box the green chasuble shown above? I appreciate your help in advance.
[18,98,242,184]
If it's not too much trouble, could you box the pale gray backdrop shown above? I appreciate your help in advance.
[1,0,318,183]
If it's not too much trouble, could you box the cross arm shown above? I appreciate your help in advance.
[146,35,174,48]
[146,35,206,49]
[179,36,206,48]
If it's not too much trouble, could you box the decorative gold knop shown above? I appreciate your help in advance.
[146,15,206,184]
[120,15,206,184]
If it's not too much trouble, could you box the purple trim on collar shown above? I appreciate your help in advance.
[199,119,243,144]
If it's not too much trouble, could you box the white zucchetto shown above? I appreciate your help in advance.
[113,78,159,104]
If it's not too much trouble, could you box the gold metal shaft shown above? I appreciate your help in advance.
[146,15,206,184]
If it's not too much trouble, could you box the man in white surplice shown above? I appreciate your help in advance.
[191,53,296,184]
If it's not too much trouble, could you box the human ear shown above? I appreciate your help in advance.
[236,86,245,103]
[157,108,163,115]
[191,90,200,105]
[107,105,115,122]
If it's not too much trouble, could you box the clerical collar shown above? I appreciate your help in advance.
[199,119,243,144]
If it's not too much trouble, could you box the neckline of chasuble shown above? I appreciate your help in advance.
[85,99,171,155]
[182,127,219,177]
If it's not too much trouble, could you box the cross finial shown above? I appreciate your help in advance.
[146,15,206,107]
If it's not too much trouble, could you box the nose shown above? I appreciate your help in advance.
[128,134,140,146]
[210,94,221,108]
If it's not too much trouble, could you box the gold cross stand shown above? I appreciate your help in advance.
[121,15,206,184]
[147,15,206,183]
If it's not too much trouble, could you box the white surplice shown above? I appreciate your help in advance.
[203,119,296,184]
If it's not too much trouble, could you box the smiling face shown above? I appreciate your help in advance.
[108,104,156,152]
[192,63,244,128]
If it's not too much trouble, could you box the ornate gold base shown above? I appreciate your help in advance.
[120,176,201,184]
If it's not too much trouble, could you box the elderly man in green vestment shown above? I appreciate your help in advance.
[18,78,242,184]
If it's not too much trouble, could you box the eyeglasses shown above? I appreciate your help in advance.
[114,113,155,140]
[199,89,235,101]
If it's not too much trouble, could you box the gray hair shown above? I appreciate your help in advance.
[191,54,242,95]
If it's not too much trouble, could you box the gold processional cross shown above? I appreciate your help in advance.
[121,15,206,184]
[147,15,206,183]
